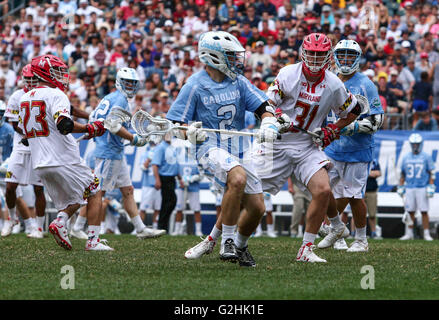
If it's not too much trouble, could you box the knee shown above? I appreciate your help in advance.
[227,172,247,192]
[311,183,332,200]
[122,186,134,198]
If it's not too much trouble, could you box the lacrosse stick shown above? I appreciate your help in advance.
[354,94,370,116]
[76,106,132,142]
[131,109,262,139]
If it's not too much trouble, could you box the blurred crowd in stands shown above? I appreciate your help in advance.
[1,0,439,131]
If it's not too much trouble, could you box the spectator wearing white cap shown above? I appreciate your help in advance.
[58,0,77,16]
[362,69,375,81]
[162,20,174,43]
[321,5,335,28]
[41,34,57,55]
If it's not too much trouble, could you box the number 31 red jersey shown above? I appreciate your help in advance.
[18,86,81,169]
[267,62,356,149]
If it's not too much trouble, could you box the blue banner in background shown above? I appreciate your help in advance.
[75,130,439,193]
[374,130,439,192]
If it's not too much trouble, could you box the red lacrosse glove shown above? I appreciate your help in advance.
[85,121,106,139]
[312,123,340,148]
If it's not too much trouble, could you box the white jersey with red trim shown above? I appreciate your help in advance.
[267,62,357,149]
[18,86,81,169]
[5,88,30,154]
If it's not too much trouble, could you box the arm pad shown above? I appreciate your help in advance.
[57,117,74,135]
[254,101,276,120]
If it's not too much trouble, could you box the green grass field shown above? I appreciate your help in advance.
[0,234,438,300]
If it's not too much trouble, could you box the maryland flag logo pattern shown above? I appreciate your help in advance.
[269,79,285,99]
[340,94,353,112]
[6,171,12,179]
[83,176,100,200]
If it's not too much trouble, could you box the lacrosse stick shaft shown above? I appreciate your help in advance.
[76,133,89,142]
[174,125,257,137]
[289,124,320,138]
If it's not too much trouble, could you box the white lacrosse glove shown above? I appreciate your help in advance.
[426,184,435,198]
[397,185,406,198]
[131,134,148,147]
[187,121,207,145]
[190,174,200,183]
[274,108,291,133]
[257,117,279,143]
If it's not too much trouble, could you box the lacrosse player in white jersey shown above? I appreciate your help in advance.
[258,33,362,263]
[19,54,111,251]
[318,40,384,252]
[2,64,47,239]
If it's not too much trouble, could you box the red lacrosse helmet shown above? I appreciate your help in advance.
[31,54,69,91]
[22,64,38,91]
[301,33,332,78]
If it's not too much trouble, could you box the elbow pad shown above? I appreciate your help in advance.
[57,117,74,135]
[254,101,276,120]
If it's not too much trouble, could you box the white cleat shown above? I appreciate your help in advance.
[296,242,327,263]
[318,223,330,238]
[27,228,44,239]
[185,236,216,259]
[70,229,89,240]
[49,219,72,250]
[137,227,166,239]
[253,230,263,238]
[12,221,21,234]
[1,218,19,237]
[267,230,278,238]
[399,234,414,240]
[85,238,114,251]
[195,231,204,237]
[333,238,348,250]
[346,239,369,252]
[424,233,434,241]
[317,225,350,249]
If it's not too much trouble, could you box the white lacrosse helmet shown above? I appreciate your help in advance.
[198,31,245,80]
[116,67,140,99]
[334,40,362,75]
[0,100,6,126]
[408,133,423,154]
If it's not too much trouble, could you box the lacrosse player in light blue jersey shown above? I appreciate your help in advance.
[167,31,281,267]
[90,67,165,239]
[398,133,435,241]
[319,40,384,252]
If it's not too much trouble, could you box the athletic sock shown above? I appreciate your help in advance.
[87,225,100,241]
[36,216,45,230]
[195,222,202,234]
[152,221,158,230]
[328,214,343,230]
[209,225,222,241]
[302,232,317,246]
[234,232,249,249]
[174,222,182,234]
[8,207,16,220]
[267,224,274,233]
[355,227,367,241]
[30,218,38,232]
[73,215,86,232]
[131,214,145,233]
[0,218,3,230]
[221,224,236,245]
[255,224,262,234]
[24,218,32,233]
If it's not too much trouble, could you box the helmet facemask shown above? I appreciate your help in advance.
[50,65,70,91]
[224,50,245,76]
[335,49,360,75]
[410,142,421,154]
[23,76,39,90]
[302,49,331,76]
[118,78,140,98]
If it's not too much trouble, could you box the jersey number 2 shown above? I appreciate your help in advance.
[20,100,50,138]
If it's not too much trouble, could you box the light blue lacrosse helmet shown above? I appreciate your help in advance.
[334,39,362,75]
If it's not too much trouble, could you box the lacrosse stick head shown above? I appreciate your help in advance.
[103,106,132,133]
[354,94,370,117]
[131,110,175,139]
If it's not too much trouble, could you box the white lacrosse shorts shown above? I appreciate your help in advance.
[5,151,43,186]
[36,161,100,211]
[198,147,263,195]
[175,188,201,211]
[140,186,162,211]
[94,157,132,191]
[328,158,372,199]
[404,187,429,213]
